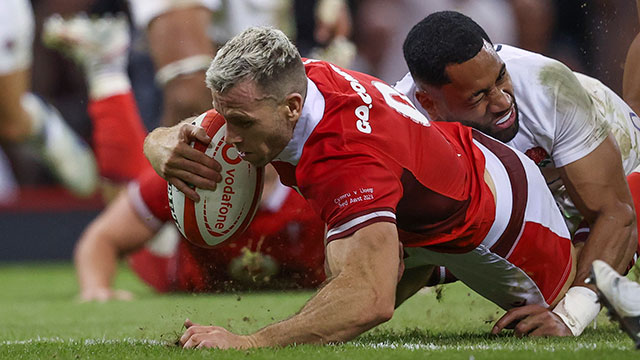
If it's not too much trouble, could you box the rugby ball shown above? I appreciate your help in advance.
[168,110,264,249]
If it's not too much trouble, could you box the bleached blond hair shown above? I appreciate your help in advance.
[205,26,306,100]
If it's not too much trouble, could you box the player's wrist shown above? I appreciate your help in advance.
[552,286,600,336]
[243,333,264,348]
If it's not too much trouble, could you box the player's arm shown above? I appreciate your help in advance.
[74,190,155,301]
[143,118,222,201]
[623,0,640,115]
[394,264,434,308]
[180,221,400,348]
[559,134,637,288]
[492,139,636,337]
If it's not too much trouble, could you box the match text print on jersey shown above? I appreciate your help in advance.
[334,187,375,208]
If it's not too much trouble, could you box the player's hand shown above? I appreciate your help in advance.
[180,319,254,349]
[492,304,573,337]
[79,287,134,302]
[143,123,222,202]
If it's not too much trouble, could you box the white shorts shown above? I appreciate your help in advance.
[0,0,34,74]
[404,131,573,310]
[127,0,221,29]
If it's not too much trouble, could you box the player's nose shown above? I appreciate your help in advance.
[488,87,512,114]
[224,125,243,145]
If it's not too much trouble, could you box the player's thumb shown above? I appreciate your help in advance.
[184,318,195,328]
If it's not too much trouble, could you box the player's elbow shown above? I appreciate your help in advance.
[358,287,396,327]
[612,200,636,232]
[603,200,637,246]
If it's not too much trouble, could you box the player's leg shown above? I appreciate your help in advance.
[43,14,150,199]
[0,0,97,196]
[128,224,181,293]
[142,4,216,125]
[589,259,640,348]
[0,69,33,142]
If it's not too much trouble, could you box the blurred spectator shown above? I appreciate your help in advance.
[352,0,522,83]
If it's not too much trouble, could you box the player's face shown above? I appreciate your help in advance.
[212,81,298,167]
[419,43,519,143]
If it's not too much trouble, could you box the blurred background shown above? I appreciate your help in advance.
[1,0,638,262]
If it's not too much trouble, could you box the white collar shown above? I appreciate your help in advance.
[272,78,325,165]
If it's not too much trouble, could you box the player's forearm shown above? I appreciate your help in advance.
[74,229,120,292]
[572,209,637,288]
[247,273,394,347]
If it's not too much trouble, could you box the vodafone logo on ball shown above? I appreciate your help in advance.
[169,110,264,249]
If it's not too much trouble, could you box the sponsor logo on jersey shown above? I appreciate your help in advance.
[329,64,374,134]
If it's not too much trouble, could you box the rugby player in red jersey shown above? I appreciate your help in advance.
[144,27,589,348]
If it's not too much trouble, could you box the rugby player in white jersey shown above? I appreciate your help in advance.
[396,11,640,337]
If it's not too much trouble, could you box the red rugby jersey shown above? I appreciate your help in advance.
[271,60,496,253]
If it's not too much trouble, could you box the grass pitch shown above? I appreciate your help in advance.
[0,262,637,359]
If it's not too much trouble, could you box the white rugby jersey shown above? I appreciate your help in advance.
[395,44,640,232]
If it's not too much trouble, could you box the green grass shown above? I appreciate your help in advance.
[0,262,637,359]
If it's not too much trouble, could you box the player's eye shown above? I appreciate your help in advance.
[497,69,506,83]
[239,120,253,129]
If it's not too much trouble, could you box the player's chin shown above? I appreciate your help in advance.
[243,154,268,167]
[492,124,518,143]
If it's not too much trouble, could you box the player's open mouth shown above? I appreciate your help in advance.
[494,106,515,129]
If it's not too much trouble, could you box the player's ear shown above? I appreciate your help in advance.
[415,89,439,121]
[284,92,304,121]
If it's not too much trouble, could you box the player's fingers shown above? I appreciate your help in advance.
[184,319,202,329]
[196,340,216,349]
[513,314,546,338]
[175,144,221,173]
[169,178,200,202]
[169,168,219,193]
[180,326,207,346]
[187,126,213,147]
[182,336,198,349]
[492,308,530,334]
[167,156,222,185]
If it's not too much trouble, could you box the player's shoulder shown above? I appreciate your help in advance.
[497,44,573,82]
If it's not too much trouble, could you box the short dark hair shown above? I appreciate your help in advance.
[403,11,492,86]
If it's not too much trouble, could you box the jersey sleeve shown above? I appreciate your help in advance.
[127,167,171,231]
[545,61,610,167]
[297,148,402,242]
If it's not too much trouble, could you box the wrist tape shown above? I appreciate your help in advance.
[155,54,212,86]
[552,286,601,336]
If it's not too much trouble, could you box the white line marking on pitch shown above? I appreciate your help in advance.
[0,338,633,351]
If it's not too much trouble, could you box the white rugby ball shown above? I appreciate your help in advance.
[168,110,264,249]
